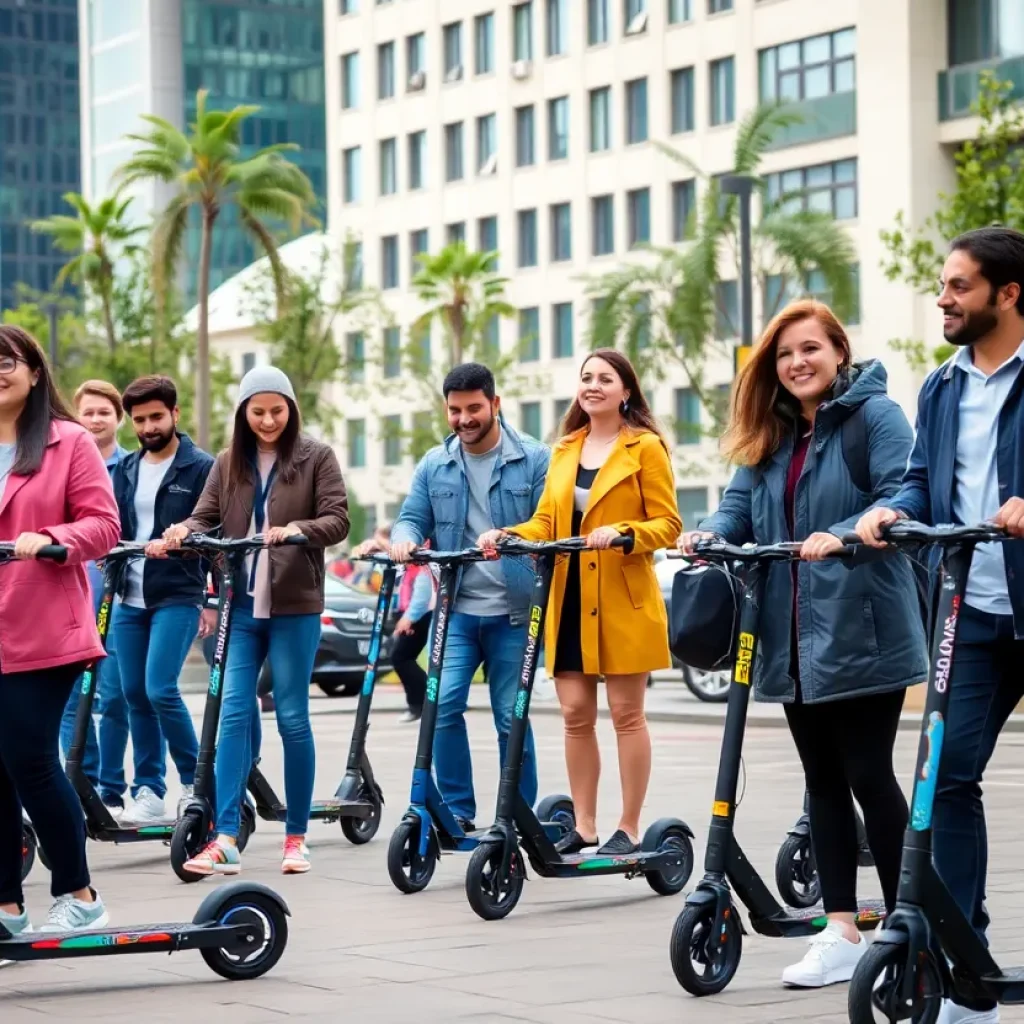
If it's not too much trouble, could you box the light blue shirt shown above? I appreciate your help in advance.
[0,442,14,497]
[952,341,1024,615]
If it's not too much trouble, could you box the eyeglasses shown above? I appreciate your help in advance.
[0,355,21,375]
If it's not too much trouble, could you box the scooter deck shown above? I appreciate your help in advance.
[750,898,886,938]
[306,798,373,820]
[980,967,1024,1003]
[0,921,240,959]
[92,820,178,840]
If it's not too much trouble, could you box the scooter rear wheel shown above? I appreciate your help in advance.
[387,819,438,894]
[197,889,289,981]
[775,832,821,909]
[20,822,36,881]
[848,940,943,1024]
[641,819,694,896]
[465,842,525,921]
[340,785,383,845]
[670,902,742,996]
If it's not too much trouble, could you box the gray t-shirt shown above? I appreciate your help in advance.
[123,456,173,608]
[0,442,14,499]
[455,443,508,617]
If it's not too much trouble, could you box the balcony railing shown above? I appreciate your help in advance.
[939,55,1024,121]
[764,91,857,151]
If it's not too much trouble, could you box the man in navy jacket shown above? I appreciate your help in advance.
[857,227,1024,1024]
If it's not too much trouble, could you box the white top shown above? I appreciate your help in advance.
[123,457,173,608]
[0,442,14,499]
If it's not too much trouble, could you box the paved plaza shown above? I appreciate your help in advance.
[4,687,1024,1023]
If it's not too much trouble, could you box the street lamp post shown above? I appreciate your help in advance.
[47,304,59,369]
[720,174,757,373]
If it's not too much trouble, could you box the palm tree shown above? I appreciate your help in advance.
[31,190,145,352]
[587,103,858,433]
[116,89,318,448]
[411,242,515,369]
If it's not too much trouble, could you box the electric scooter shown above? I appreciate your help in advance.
[669,539,886,996]
[464,536,696,921]
[846,521,1022,1024]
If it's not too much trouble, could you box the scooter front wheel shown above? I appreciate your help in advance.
[775,832,821,909]
[848,940,943,1024]
[20,822,36,881]
[465,842,525,921]
[170,809,209,884]
[387,819,438,894]
[670,902,742,996]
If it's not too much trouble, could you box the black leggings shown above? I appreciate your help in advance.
[0,662,90,906]
[390,616,430,712]
[784,688,908,914]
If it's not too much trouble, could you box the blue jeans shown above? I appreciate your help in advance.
[434,613,538,823]
[214,606,320,838]
[113,602,200,799]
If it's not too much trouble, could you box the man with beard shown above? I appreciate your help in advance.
[389,363,549,830]
[856,227,1024,1024]
[109,376,215,824]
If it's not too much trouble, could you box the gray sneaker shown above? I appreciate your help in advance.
[176,784,195,819]
[40,892,109,933]
[0,906,29,969]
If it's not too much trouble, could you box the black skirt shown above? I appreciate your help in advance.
[553,508,585,675]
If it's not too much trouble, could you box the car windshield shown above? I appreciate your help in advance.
[325,575,359,599]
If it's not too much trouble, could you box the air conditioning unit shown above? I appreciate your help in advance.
[479,153,497,176]
[407,70,426,91]
[625,11,649,35]
[511,60,532,80]
[444,64,463,83]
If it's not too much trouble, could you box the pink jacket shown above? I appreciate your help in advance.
[0,419,120,674]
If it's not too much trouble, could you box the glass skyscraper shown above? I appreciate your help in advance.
[0,0,80,311]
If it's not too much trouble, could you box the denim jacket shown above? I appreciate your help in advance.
[391,420,551,625]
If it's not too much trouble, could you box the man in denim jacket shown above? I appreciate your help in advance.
[390,363,550,829]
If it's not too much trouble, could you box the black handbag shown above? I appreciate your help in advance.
[669,558,740,672]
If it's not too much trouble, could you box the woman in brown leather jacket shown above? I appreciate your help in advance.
[163,366,349,876]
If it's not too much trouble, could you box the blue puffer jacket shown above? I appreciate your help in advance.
[700,360,928,704]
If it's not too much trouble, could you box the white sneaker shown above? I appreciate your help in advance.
[781,921,867,988]
[124,786,165,824]
[936,1001,999,1024]
[176,785,195,818]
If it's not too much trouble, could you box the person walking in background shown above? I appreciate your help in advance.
[109,376,215,825]
[59,380,133,818]
[684,300,927,989]
[388,363,549,832]
[165,366,349,876]
[480,350,681,856]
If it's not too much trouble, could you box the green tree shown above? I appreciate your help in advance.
[116,88,318,449]
[30,190,146,352]
[587,103,859,435]
[881,70,1023,371]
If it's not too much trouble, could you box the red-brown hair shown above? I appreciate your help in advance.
[721,300,852,466]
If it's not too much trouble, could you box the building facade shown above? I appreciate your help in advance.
[0,0,80,310]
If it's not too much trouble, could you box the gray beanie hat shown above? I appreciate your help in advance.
[236,365,296,409]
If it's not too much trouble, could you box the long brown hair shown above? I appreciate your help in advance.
[225,396,303,494]
[559,348,666,446]
[0,324,76,475]
[721,300,852,467]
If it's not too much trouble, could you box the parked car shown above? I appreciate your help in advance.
[653,549,731,702]
[203,574,395,698]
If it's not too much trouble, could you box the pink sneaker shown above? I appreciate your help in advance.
[183,840,240,876]
[282,835,310,874]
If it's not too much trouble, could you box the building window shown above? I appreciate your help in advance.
[759,28,856,102]
[765,266,862,326]
[406,32,426,79]
[446,222,466,245]
[478,215,498,255]
[443,21,462,78]
[515,105,536,167]
[547,96,569,160]
[474,13,494,75]
[520,401,542,440]
[343,146,361,203]
[383,326,402,378]
[409,229,429,277]
[589,86,611,152]
[546,0,568,56]
[517,209,538,267]
[553,397,571,426]
[674,387,700,445]
[765,159,857,220]
[382,415,402,466]
[677,487,709,529]
[550,203,572,262]
[381,235,399,289]
[341,0,358,14]
[948,0,1024,65]
[482,315,500,362]
[592,194,614,256]
[671,179,697,241]
[347,419,366,467]
[708,0,732,12]
[519,306,541,361]
[625,0,648,29]
[408,131,426,190]
[627,188,650,247]
[670,67,694,133]
[341,52,360,109]
[345,242,364,290]
[715,280,739,339]
[379,138,397,196]
[242,352,256,375]
[513,3,534,61]
[710,56,735,126]
[625,78,648,143]
[345,332,366,382]
[476,113,497,172]
[553,301,574,358]
[377,41,395,99]
[444,122,463,181]
[588,0,609,45]
[668,0,692,23]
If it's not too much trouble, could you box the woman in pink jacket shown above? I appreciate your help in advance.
[0,325,120,935]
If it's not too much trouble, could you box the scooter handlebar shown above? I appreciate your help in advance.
[848,520,1010,548]
[691,538,855,563]
[356,534,634,567]
[0,542,67,563]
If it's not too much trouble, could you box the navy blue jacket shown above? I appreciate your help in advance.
[701,360,928,704]
[888,355,1024,637]
[111,433,214,608]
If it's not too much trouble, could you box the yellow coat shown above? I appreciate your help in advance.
[508,428,682,676]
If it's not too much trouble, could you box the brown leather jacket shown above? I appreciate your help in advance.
[183,436,349,615]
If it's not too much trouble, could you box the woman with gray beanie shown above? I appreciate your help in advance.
[163,366,349,875]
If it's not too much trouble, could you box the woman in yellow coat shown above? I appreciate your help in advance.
[479,349,681,857]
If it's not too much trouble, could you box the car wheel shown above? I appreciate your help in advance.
[682,664,731,703]
[316,674,362,698]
